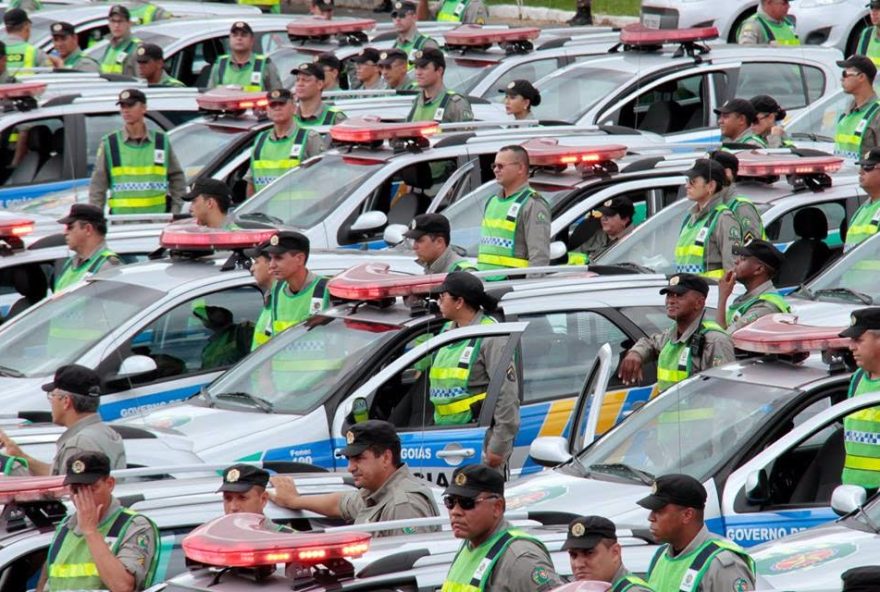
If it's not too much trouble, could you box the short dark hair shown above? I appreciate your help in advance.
[206,194,229,214]
[366,441,401,466]
[500,144,529,168]
[81,219,108,237]
[426,231,450,246]
[68,392,99,413]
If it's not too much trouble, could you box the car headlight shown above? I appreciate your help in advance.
[798,0,848,7]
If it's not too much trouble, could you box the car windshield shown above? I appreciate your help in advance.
[0,280,163,377]
[787,89,847,142]
[205,315,400,414]
[233,154,385,228]
[444,59,498,95]
[534,67,633,123]
[573,376,798,483]
[595,198,689,272]
[169,123,251,182]
[804,232,880,303]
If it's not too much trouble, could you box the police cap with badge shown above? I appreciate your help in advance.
[595,195,634,221]
[732,239,785,272]
[116,88,147,106]
[58,203,107,228]
[636,473,707,510]
[659,273,709,298]
[337,420,400,458]
[412,47,445,69]
[136,43,164,63]
[352,47,381,65]
[391,0,417,17]
[378,48,408,66]
[267,88,294,105]
[562,516,617,550]
[403,213,450,239]
[840,307,880,339]
[51,22,76,38]
[263,230,310,256]
[291,62,325,80]
[444,463,504,498]
[217,464,270,492]
[64,452,111,485]
[42,364,102,397]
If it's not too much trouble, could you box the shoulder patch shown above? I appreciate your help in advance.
[733,577,749,592]
[531,566,551,585]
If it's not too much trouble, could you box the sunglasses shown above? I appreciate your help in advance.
[442,494,500,510]
[862,163,877,173]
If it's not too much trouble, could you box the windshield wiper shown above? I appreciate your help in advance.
[814,287,874,305]
[214,391,274,413]
[790,132,834,142]
[0,365,24,378]
[588,463,655,486]
[237,212,285,226]
[854,503,880,534]
[793,283,815,300]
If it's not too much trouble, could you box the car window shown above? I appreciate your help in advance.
[737,63,824,111]
[0,261,53,322]
[787,90,849,141]
[486,58,560,100]
[608,73,707,134]
[1,116,66,186]
[0,544,46,591]
[85,114,161,172]
[764,201,847,245]
[534,67,633,123]
[562,188,652,251]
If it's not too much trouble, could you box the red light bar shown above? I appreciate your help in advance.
[160,221,277,250]
[197,89,268,112]
[0,217,34,238]
[0,81,46,99]
[735,154,844,177]
[522,138,627,167]
[328,263,444,300]
[444,25,540,47]
[732,314,849,354]
[329,117,440,144]
[0,475,67,504]
[287,17,376,37]
[183,513,371,567]
[619,24,718,46]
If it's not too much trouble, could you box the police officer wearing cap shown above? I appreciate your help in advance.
[270,420,440,537]
[380,49,416,90]
[675,158,741,279]
[89,89,186,214]
[569,196,635,265]
[99,6,140,76]
[0,365,125,477]
[391,1,439,59]
[37,452,158,592]
[836,55,880,160]
[715,99,766,147]
[842,566,880,592]
[709,150,764,243]
[218,464,293,531]
[245,239,274,351]
[442,464,562,592]
[52,22,99,72]
[639,474,755,592]
[838,308,880,493]
[136,43,184,87]
[717,239,789,332]
[620,274,734,393]
[857,2,880,67]
[53,204,120,292]
[750,94,792,148]
[502,80,540,121]
[310,0,334,18]
[352,47,385,90]
[737,0,799,46]
[564,516,653,592]
[405,213,477,273]
[846,148,880,253]
[315,52,344,91]
[184,178,238,229]
[291,62,347,133]
[430,272,521,471]
[126,0,172,25]
[3,8,60,75]
[208,21,282,92]
[407,48,473,124]
[265,230,329,339]
[416,0,488,24]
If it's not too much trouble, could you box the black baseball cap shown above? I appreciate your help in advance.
[750,94,786,121]
[217,464,270,493]
[659,273,709,298]
[838,55,878,82]
[352,47,381,64]
[184,178,231,206]
[58,203,106,226]
[230,20,253,35]
[244,238,272,259]
[714,98,757,124]
[683,158,726,189]
[41,364,102,396]
[636,473,707,510]
[403,213,450,239]
[108,4,131,19]
[266,87,293,104]
[842,566,880,592]
[444,464,504,497]
[596,195,634,220]
[136,43,163,62]
[313,0,334,11]
[4,8,30,28]
[430,270,482,299]
[315,52,342,71]
[64,452,111,485]
[413,47,445,69]
[50,22,76,37]
[500,79,541,106]
[709,150,739,177]
[733,239,785,271]
[291,62,325,80]
[337,420,400,457]
[378,48,408,66]
[839,307,880,338]
[391,0,417,16]
[263,230,310,255]
[869,0,880,8]
[116,88,147,106]
[857,147,880,166]
[562,516,617,550]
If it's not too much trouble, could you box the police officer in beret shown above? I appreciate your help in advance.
[270,420,440,537]
[52,22,99,72]
[184,178,238,229]
[639,474,755,592]
[0,365,126,476]
[390,1,439,59]
[716,239,790,332]
[842,565,880,592]
[54,204,121,292]
[442,464,562,592]
[404,213,477,274]
[218,464,293,532]
[136,43,184,87]
[38,452,158,592]
[564,516,653,591]
[501,80,541,121]
[407,48,473,124]
[620,274,734,393]
[568,196,636,265]
[839,308,880,494]
[379,49,416,91]
[352,47,385,90]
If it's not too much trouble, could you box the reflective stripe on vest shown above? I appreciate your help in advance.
[844,199,880,253]
[251,304,272,350]
[437,0,469,22]
[105,130,168,214]
[251,128,308,192]
[477,186,535,271]
[858,27,880,67]
[835,101,880,160]
[674,203,729,279]
[843,369,880,487]
[6,40,37,76]
[100,38,138,74]
[429,317,495,425]
[442,528,547,592]
[610,574,654,592]
[752,14,800,45]
[295,105,342,129]
[55,249,117,292]
[726,292,790,325]
[656,320,725,393]
[647,539,754,592]
[217,54,266,92]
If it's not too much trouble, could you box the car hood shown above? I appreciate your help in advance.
[0,377,53,421]
[789,297,860,326]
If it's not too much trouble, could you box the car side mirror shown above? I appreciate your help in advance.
[115,355,157,379]
[549,241,567,262]
[528,436,571,468]
[745,469,770,504]
[383,223,408,246]
[350,211,388,234]
[831,484,867,516]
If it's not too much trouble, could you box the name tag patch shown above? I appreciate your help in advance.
[154,149,165,165]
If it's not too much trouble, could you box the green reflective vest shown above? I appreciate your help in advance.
[437,0,469,22]
[728,195,765,242]
[674,202,730,279]
[857,27,880,67]
[63,50,93,70]
[296,104,344,129]
[130,3,159,24]
[251,301,271,350]
[726,292,789,326]
[10,0,43,10]
[835,100,880,160]
[442,527,547,592]
[611,574,654,592]
[238,0,280,11]
[394,33,433,57]
[656,320,725,393]
[409,90,455,122]
[744,14,800,46]
[268,276,329,336]
[47,507,159,591]
[477,186,537,272]
[429,316,494,425]
[100,37,139,75]
[0,454,27,475]
[215,54,268,92]
[6,40,38,76]
[844,199,880,253]
[647,539,754,592]
[55,249,117,292]
[103,130,169,214]
[251,128,308,192]
[843,369,880,488]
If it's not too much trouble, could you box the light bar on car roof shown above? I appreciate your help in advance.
[328,263,445,300]
[619,24,719,46]
[0,81,46,99]
[329,117,440,144]
[183,513,371,567]
[196,89,268,113]
[522,138,627,167]
[287,17,376,38]
[160,221,277,251]
[0,218,34,239]
[0,475,67,504]
[444,25,540,47]
[732,314,849,354]
[736,154,844,177]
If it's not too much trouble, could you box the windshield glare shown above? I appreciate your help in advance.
[807,233,880,301]
[170,123,249,182]
[534,68,633,123]
[576,377,797,482]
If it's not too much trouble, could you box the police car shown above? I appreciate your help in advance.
[785,88,850,155]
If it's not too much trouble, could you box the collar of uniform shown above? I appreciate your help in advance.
[734,279,776,305]
[271,122,296,141]
[731,128,756,144]
[849,92,879,114]
[611,564,631,587]
[70,496,122,536]
[690,191,725,220]
[360,463,412,507]
[110,34,133,48]
[74,241,110,267]
[6,33,26,43]
[422,85,448,106]
[121,127,151,144]
[467,518,512,550]
[227,53,257,69]
[609,223,634,243]
[670,312,704,344]
[502,181,531,200]
[57,413,102,449]
[397,28,420,44]
[756,8,785,24]
[453,309,486,330]
[666,524,711,558]
[284,270,317,296]
[297,101,328,122]
[424,247,458,274]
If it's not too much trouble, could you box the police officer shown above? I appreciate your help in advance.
[416,0,488,24]
[52,22,99,72]
[291,62,347,133]
[218,464,292,531]
[405,214,477,273]
[391,1,439,58]
[836,55,880,160]
[315,52,344,91]
[675,159,741,279]
[715,99,766,146]
[126,0,172,25]
[619,274,735,393]
[442,464,562,591]
[502,80,540,121]
[838,308,880,494]
[737,0,799,46]
[270,420,440,537]
[184,178,238,229]
[53,204,121,292]
[716,239,790,332]
[264,231,330,338]
[841,566,880,591]
[477,145,550,274]
[569,196,635,264]
[238,0,280,15]
[351,47,384,90]
[564,516,653,592]
[846,148,880,252]
[99,5,140,76]
[0,365,125,477]
[0,42,15,83]
[379,49,416,91]
[311,0,334,19]
[208,21,282,92]
[245,88,324,197]
[639,474,755,592]
[709,150,764,242]
[136,43,185,86]
[750,95,792,148]
[3,9,60,75]
[857,2,880,67]
[430,272,520,471]
[37,452,158,592]
[407,48,473,124]
[245,239,273,351]
[89,89,186,214]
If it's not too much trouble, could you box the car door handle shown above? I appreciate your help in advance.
[437,448,476,459]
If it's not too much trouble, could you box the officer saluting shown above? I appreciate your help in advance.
[717,239,789,332]
[639,474,755,592]
[564,516,653,591]
[404,213,476,273]
[569,196,635,264]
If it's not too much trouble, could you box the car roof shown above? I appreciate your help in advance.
[700,353,845,391]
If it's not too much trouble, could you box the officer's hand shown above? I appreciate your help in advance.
[268,475,301,509]
[771,125,785,136]
[618,352,643,386]
[72,486,103,536]
[718,270,736,301]
[484,451,504,469]
[0,430,23,457]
